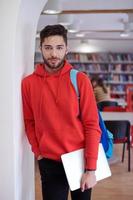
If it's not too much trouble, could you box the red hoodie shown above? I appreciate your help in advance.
[21,61,101,170]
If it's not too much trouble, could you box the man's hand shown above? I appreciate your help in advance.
[37,155,43,160]
[80,171,97,192]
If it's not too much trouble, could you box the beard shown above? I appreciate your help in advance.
[42,54,66,71]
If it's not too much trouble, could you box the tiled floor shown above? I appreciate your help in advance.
[35,144,133,200]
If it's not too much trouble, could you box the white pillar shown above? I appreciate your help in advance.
[0,0,47,199]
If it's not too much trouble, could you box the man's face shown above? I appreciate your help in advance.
[40,35,67,72]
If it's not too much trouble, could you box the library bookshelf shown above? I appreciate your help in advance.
[66,52,133,108]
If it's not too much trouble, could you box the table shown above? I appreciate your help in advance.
[101,112,133,125]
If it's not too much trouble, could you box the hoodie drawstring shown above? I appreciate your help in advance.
[55,71,62,104]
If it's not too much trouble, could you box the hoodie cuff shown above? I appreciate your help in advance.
[85,157,97,170]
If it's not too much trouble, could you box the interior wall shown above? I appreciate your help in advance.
[0,1,21,199]
[0,0,46,199]
[68,39,133,53]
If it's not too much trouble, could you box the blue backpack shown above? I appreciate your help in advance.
[70,69,113,159]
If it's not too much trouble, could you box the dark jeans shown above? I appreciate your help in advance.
[38,158,92,200]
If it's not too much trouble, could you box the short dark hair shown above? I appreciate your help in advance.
[91,77,108,93]
[40,24,67,46]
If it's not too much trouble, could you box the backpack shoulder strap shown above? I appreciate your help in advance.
[70,69,113,159]
[70,69,79,98]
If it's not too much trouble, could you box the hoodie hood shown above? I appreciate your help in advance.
[34,60,72,77]
[34,60,73,103]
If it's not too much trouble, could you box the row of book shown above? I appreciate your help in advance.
[67,53,133,63]
[34,52,133,67]
[72,63,133,73]
[109,74,133,82]
[111,85,125,93]
[89,74,133,83]
[72,70,133,84]
[108,64,133,72]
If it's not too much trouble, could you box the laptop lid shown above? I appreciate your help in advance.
[61,143,111,191]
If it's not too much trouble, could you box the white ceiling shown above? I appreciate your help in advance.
[60,0,133,10]
[36,0,133,52]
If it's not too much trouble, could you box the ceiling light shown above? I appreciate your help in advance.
[120,22,131,37]
[79,40,90,53]
[76,33,85,37]
[43,0,62,14]
[58,14,73,26]
[120,31,130,37]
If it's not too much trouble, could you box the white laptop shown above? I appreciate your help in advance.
[61,143,111,191]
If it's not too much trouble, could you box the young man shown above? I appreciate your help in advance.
[21,24,101,200]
